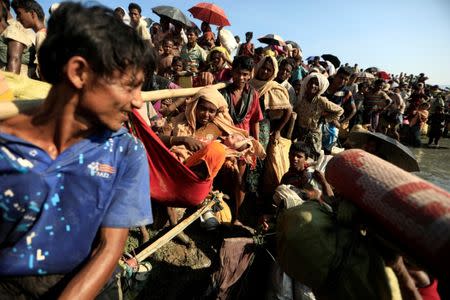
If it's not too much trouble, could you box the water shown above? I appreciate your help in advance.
[410,137,450,191]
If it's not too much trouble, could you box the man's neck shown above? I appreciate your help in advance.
[231,83,246,93]
[30,87,99,158]
[187,42,196,49]
[33,21,45,33]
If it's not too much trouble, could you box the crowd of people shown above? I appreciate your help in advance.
[0,1,449,299]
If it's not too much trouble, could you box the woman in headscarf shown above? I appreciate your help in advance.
[294,73,343,157]
[169,86,265,224]
[204,46,232,83]
[249,55,292,149]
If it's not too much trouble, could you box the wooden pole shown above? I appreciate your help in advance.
[132,199,216,263]
[0,83,228,121]
[141,82,227,102]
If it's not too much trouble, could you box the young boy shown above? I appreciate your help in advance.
[220,56,262,224]
[158,38,175,75]
[281,142,333,201]
[0,3,153,298]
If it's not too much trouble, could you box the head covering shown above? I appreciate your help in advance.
[173,86,248,138]
[298,72,329,104]
[203,31,215,40]
[172,86,266,165]
[250,56,291,111]
[264,49,276,57]
[207,46,231,64]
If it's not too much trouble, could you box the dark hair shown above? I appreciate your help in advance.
[374,79,385,87]
[289,141,311,159]
[254,47,264,55]
[15,0,45,21]
[245,31,253,37]
[186,27,199,36]
[162,37,174,45]
[128,2,141,14]
[337,66,353,77]
[232,56,254,71]
[358,82,369,90]
[279,59,294,69]
[171,56,184,66]
[39,2,154,84]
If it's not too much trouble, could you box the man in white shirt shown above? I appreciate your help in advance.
[128,2,152,46]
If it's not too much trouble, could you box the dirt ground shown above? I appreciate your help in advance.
[122,200,275,300]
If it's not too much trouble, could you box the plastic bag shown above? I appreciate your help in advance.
[218,29,238,55]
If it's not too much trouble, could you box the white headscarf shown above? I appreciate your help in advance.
[297,72,330,105]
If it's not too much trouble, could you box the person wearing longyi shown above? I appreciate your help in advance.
[0,3,153,298]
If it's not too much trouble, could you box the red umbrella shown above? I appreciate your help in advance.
[188,2,231,27]
[377,71,391,81]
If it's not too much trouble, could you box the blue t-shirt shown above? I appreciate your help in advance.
[0,128,152,276]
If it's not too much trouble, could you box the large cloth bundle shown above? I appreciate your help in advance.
[277,201,392,300]
[263,137,291,194]
[325,149,450,277]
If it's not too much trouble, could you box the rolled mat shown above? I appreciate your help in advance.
[325,149,450,277]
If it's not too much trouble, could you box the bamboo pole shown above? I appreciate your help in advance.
[141,82,227,102]
[132,199,216,263]
[0,82,228,120]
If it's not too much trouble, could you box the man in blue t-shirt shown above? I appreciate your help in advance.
[0,3,154,298]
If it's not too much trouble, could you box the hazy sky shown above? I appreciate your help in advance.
[39,0,450,85]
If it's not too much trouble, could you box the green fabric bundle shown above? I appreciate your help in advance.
[277,201,392,300]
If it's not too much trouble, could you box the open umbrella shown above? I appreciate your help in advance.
[285,40,299,49]
[258,34,285,46]
[321,54,341,68]
[306,56,321,63]
[365,67,379,73]
[152,6,191,27]
[377,71,391,81]
[357,72,375,79]
[188,2,230,27]
[347,130,420,172]
[356,72,376,83]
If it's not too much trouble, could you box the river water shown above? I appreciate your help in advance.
[410,136,450,191]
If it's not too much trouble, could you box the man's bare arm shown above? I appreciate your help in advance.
[7,40,25,74]
[59,227,128,300]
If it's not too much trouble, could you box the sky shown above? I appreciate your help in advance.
[37,0,450,85]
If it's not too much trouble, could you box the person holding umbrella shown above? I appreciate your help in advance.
[198,21,215,50]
